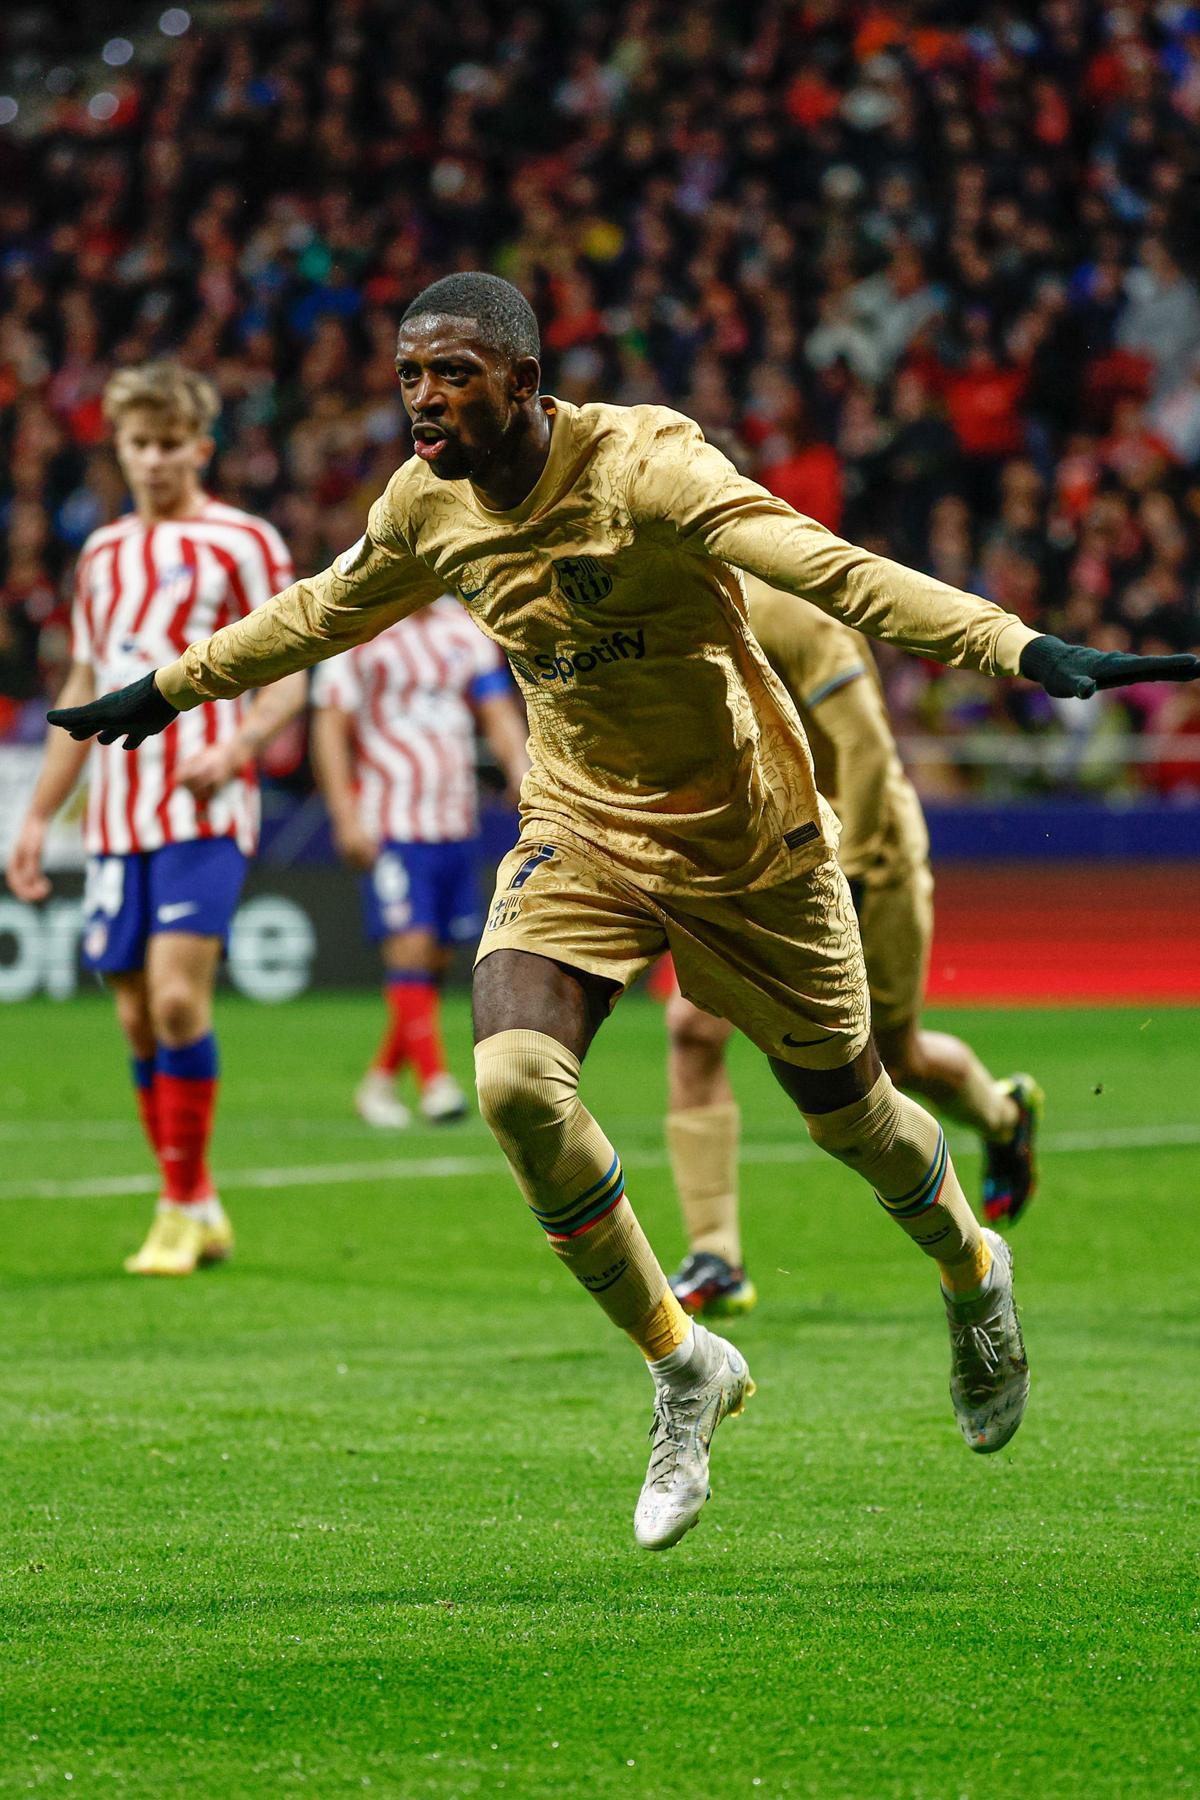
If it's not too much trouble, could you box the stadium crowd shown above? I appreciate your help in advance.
[2,0,1200,794]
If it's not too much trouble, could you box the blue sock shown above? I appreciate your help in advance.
[156,1032,219,1081]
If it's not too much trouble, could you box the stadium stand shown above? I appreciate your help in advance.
[1,0,1199,800]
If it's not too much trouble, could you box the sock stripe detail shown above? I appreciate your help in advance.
[531,1155,626,1239]
[543,1183,625,1240]
[571,1153,624,1210]
[875,1130,948,1218]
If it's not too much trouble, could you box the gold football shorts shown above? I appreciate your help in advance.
[478,832,871,1069]
[858,862,934,1034]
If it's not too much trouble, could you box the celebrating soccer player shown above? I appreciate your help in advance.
[664,580,1041,1319]
[310,603,528,1128]
[49,276,1200,1546]
[6,362,304,1277]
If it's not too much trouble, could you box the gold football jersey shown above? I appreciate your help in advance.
[745,578,929,886]
[159,400,1035,896]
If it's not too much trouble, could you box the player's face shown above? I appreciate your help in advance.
[394,318,539,485]
[114,409,212,517]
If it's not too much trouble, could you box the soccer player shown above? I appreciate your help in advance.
[310,601,528,1127]
[50,275,1199,1549]
[6,362,304,1276]
[665,579,1041,1319]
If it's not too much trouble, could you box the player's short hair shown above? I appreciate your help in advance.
[102,361,220,436]
[400,272,541,363]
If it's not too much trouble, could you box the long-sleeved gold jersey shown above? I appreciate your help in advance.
[744,578,929,888]
[158,399,1037,896]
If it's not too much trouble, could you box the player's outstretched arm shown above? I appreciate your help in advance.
[628,414,1200,692]
[48,483,445,749]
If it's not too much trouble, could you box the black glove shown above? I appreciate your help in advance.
[1019,634,1200,700]
[48,671,178,748]
[847,876,865,917]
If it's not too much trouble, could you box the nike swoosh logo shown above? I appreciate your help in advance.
[781,1031,827,1048]
[157,902,199,923]
[460,585,486,602]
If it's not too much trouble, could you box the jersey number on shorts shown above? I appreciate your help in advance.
[508,845,557,890]
[84,857,126,918]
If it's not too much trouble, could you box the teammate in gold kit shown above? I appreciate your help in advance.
[53,274,1200,1551]
[665,580,1041,1319]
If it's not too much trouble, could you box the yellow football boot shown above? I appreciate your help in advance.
[123,1205,234,1276]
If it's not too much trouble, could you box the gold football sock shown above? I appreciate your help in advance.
[666,1101,742,1265]
[804,1072,990,1296]
[475,1030,689,1359]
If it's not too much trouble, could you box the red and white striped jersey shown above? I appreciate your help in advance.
[311,597,510,843]
[70,497,293,856]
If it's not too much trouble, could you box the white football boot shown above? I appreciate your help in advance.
[355,1070,411,1129]
[419,1072,469,1123]
[945,1227,1030,1453]
[634,1324,755,1551]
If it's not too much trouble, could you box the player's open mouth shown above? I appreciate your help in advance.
[413,426,451,461]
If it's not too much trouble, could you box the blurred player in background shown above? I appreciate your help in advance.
[311,601,528,1127]
[665,579,1043,1318]
[5,363,303,1276]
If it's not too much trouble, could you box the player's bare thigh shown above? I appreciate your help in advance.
[472,949,618,1062]
[769,1038,883,1115]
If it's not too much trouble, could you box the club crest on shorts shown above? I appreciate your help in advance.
[552,555,613,608]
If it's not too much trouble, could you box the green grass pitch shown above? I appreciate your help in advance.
[1,993,1197,1798]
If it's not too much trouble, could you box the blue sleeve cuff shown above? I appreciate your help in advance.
[469,669,512,703]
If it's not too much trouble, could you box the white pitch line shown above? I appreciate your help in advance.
[1,1121,1198,1203]
[0,1153,499,1202]
[0,1117,492,1142]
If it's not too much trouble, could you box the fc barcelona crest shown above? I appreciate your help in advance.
[552,555,613,607]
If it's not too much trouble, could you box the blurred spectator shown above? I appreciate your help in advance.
[0,0,1198,798]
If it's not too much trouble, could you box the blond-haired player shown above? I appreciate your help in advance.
[6,362,304,1275]
[665,579,1043,1319]
[52,276,1199,1549]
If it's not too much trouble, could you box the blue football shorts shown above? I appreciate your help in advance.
[81,838,248,974]
[361,838,483,946]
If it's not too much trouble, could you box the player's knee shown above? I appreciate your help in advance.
[474,1029,578,1150]
[474,1054,537,1139]
[150,981,207,1047]
[804,1072,903,1169]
